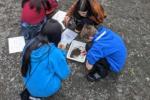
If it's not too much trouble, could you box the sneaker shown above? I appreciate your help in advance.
[29,96,41,100]
[29,96,47,100]
[86,72,102,82]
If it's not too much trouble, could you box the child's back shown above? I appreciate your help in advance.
[87,26,127,73]
[21,19,70,98]
[23,43,70,97]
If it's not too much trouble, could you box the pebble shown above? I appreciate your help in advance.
[117,88,123,93]
[146,77,150,82]
[10,77,15,82]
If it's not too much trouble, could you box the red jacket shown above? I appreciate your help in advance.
[21,0,58,25]
[21,2,45,25]
[46,0,58,15]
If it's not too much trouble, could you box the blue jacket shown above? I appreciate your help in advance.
[22,43,70,97]
[86,26,127,73]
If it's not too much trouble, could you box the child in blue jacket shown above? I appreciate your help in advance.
[20,19,70,99]
[82,25,127,82]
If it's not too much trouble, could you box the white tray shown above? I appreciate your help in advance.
[67,40,86,63]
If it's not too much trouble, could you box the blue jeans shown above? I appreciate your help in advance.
[20,18,47,41]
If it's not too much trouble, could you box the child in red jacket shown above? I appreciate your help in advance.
[21,0,58,41]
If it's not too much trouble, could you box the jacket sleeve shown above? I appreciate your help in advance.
[86,42,103,65]
[66,0,78,17]
[50,49,71,80]
[46,0,58,15]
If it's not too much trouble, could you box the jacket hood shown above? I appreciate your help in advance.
[30,43,55,62]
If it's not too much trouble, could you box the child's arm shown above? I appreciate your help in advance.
[64,1,77,26]
[46,0,58,15]
[86,60,93,70]
[86,42,103,65]
[50,48,70,80]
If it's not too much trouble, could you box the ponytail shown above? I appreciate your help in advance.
[21,19,62,77]
[21,35,49,77]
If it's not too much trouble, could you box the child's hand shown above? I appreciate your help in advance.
[64,16,71,26]
[85,36,93,42]
[89,36,94,40]
[58,42,67,50]
[86,60,93,70]
[80,50,87,56]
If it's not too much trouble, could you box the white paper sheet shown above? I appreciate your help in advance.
[67,40,86,63]
[8,36,25,54]
[52,10,66,29]
[61,28,78,44]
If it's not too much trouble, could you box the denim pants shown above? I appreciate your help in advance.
[20,18,47,41]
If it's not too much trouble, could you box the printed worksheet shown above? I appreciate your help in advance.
[61,28,78,44]
[52,10,66,29]
[8,36,25,54]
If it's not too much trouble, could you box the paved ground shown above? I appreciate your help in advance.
[0,0,150,100]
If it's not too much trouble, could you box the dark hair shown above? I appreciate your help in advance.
[21,19,62,77]
[41,19,62,46]
[79,0,89,11]
[74,0,92,18]
[77,0,91,11]
[22,0,51,13]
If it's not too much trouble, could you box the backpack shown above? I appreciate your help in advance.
[46,0,58,15]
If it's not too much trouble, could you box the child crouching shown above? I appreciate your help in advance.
[82,25,127,82]
[20,19,70,99]
[21,0,58,41]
